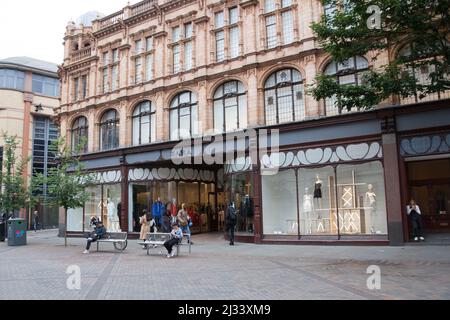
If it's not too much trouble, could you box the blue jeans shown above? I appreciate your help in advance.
[181,225,191,242]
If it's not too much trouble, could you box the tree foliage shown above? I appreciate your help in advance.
[310,0,450,110]
[31,137,92,211]
[0,133,29,219]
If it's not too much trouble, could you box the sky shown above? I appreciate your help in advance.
[0,0,140,65]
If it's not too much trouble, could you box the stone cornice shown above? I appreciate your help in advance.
[239,0,259,9]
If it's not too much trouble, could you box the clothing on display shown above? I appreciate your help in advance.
[313,182,322,199]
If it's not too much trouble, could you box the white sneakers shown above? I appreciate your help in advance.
[167,251,176,258]
[414,237,419,241]
[419,236,425,241]
[83,250,89,254]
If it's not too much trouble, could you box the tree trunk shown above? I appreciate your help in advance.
[64,207,68,247]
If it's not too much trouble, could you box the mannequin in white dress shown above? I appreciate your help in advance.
[303,188,314,234]
[107,197,120,232]
[364,184,377,234]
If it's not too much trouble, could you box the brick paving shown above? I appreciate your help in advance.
[0,230,449,300]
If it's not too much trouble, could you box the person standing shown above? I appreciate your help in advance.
[32,210,39,232]
[177,203,193,244]
[225,202,237,246]
[139,211,150,249]
[161,210,172,233]
[407,199,425,241]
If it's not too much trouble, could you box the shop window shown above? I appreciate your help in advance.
[262,169,298,235]
[224,172,254,234]
[264,68,305,125]
[99,109,119,151]
[84,185,103,231]
[213,80,247,133]
[67,207,83,232]
[336,162,387,235]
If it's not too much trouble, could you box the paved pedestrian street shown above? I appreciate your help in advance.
[0,230,449,300]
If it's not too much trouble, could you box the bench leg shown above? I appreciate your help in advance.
[96,242,99,252]
[176,245,180,256]
[189,243,191,254]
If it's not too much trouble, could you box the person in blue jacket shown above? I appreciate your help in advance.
[151,197,165,227]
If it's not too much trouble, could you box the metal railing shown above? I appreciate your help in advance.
[130,0,156,17]
[98,11,124,29]
[71,48,91,62]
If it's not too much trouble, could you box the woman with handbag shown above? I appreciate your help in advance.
[139,211,150,249]
[177,203,193,244]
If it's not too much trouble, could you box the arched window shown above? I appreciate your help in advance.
[398,43,450,104]
[213,81,247,132]
[169,91,198,140]
[99,109,119,151]
[323,56,369,116]
[132,100,156,145]
[264,68,305,125]
[71,116,88,153]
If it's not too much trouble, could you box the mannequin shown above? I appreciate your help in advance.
[168,198,177,223]
[243,195,253,233]
[364,184,377,234]
[303,187,314,234]
[107,197,121,232]
[98,200,106,226]
[313,174,323,209]
[152,197,164,227]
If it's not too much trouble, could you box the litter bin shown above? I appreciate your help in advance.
[7,218,27,246]
[0,221,5,242]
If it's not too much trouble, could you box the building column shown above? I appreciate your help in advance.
[251,130,262,244]
[120,159,129,233]
[381,117,404,246]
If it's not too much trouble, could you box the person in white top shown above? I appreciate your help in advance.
[406,199,425,241]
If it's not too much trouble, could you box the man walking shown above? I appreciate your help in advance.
[225,202,237,246]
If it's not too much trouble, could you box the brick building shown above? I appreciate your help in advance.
[57,0,450,245]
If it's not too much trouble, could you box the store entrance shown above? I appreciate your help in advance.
[407,159,450,232]
[129,180,222,234]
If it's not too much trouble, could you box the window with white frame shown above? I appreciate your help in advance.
[264,68,305,125]
[81,75,87,99]
[102,68,109,93]
[265,15,277,49]
[73,77,79,101]
[281,10,294,44]
[215,7,240,62]
[99,109,119,151]
[135,56,143,83]
[146,54,153,81]
[264,0,295,49]
[173,44,181,73]
[0,69,25,90]
[216,30,225,62]
[184,23,193,71]
[112,65,118,90]
[101,49,120,93]
[213,80,247,132]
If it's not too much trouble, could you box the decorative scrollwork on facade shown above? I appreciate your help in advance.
[91,170,122,184]
[128,168,215,182]
[224,156,253,174]
[261,142,383,169]
[400,132,450,157]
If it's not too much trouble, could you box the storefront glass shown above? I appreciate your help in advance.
[102,184,122,232]
[67,207,83,232]
[84,185,103,232]
[298,166,337,235]
[224,172,254,234]
[262,162,387,237]
[336,161,387,235]
[262,169,298,235]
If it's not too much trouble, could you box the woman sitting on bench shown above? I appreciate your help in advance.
[83,219,107,254]
[164,223,183,258]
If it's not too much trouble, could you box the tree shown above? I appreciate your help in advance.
[31,137,92,246]
[310,0,450,111]
[0,134,29,237]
